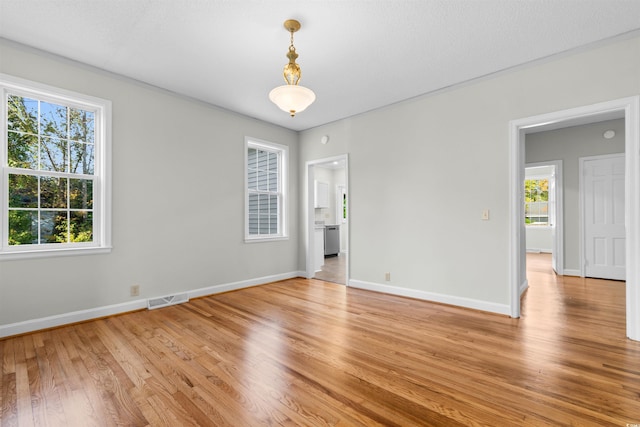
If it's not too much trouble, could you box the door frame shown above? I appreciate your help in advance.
[579,153,625,279]
[525,160,563,275]
[305,154,349,283]
[509,96,640,341]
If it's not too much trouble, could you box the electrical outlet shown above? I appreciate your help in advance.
[130,285,140,297]
[385,272,391,281]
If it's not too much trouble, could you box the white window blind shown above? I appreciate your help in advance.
[245,139,287,241]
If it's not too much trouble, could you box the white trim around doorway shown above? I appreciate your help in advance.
[305,155,350,284]
[509,96,640,341]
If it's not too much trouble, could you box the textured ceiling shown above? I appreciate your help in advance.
[1,0,640,131]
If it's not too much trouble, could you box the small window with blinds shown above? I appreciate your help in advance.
[245,138,288,241]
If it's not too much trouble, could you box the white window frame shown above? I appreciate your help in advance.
[244,137,288,242]
[0,73,112,260]
[524,173,552,228]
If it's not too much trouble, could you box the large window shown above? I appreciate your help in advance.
[524,178,549,226]
[1,74,111,259]
[245,138,287,241]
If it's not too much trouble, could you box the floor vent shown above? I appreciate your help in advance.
[147,293,189,310]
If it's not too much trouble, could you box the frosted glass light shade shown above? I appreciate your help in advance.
[269,85,316,117]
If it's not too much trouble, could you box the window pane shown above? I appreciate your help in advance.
[69,142,95,175]
[70,211,93,242]
[268,152,278,172]
[525,179,549,202]
[40,211,67,244]
[530,203,539,216]
[8,210,38,245]
[248,214,259,235]
[259,214,270,234]
[258,170,268,190]
[247,168,257,190]
[257,150,268,170]
[9,174,38,208]
[40,176,68,209]
[268,171,278,192]
[7,95,38,134]
[248,193,259,213]
[40,101,68,138]
[69,108,94,143]
[69,179,93,209]
[41,136,67,172]
[248,193,259,235]
[8,132,38,169]
[259,194,270,214]
[70,141,94,174]
[247,148,257,167]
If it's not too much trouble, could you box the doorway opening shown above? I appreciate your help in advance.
[306,155,349,285]
[525,161,563,275]
[509,96,640,341]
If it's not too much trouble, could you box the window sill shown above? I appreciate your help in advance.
[0,246,112,261]
[244,236,289,243]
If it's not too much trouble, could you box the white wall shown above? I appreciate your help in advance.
[299,34,640,313]
[525,228,553,253]
[0,39,300,332]
[526,119,625,271]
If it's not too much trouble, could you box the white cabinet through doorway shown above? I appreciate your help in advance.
[314,181,329,208]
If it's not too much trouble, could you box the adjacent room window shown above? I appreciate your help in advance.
[245,138,288,241]
[524,178,549,226]
[1,74,111,259]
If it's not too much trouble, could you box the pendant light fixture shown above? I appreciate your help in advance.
[269,19,316,117]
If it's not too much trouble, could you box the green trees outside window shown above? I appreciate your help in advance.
[7,94,95,245]
[524,178,549,226]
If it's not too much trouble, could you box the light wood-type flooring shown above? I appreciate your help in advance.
[1,253,639,426]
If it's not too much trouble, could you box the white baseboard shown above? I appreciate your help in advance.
[188,271,303,299]
[348,279,511,316]
[0,300,148,338]
[562,269,581,277]
[0,270,303,339]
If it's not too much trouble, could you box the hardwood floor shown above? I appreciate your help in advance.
[2,253,639,426]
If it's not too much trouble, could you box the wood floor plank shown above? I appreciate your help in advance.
[1,253,640,426]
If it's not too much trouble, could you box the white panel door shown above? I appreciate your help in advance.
[583,154,625,280]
